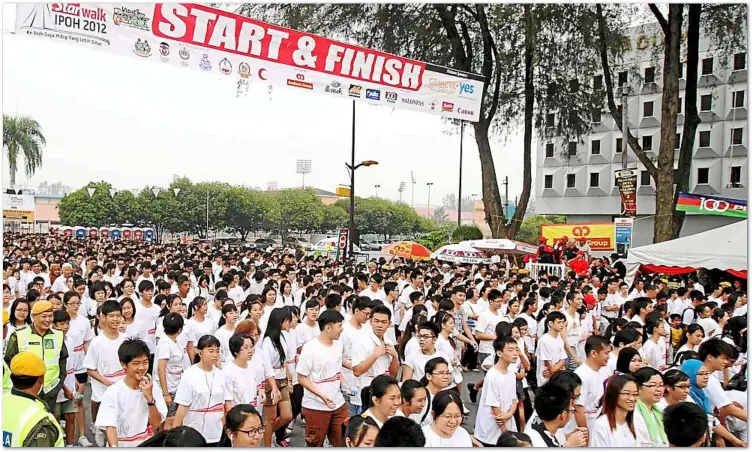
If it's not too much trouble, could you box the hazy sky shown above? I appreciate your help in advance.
[2,4,535,207]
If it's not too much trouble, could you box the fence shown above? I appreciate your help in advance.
[527,262,566,280]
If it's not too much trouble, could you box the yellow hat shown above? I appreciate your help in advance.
[31,300,53,315]
[2,311,9,325]
[720,281,732,288]
[10,352,46,377]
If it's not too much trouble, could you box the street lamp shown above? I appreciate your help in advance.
[374,184,381,198]
[345,158,378,258]
[398,181,406,203]
[426,182,434,218]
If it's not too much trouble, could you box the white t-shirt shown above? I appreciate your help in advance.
[340,321,362,395]
[214,326,236,365]
[574,363,609,427]
[351,328,395,389]
[133,301,161,354]
[296,338,345,412]
[295,321,320,348]
[261,335,290,380]
[95,379,168,447]
[473,365,518,444]
[185,316,216,343]
[173,365,231,443]
[124,320,148,344]
[156,335,188,394]
[589,415,637,447]
[703,374,732,410]
[67,313,94,374]
[641,337,667,370]
[536,333,567,386]
[422,424,473,447]
[476,309,505,354]
[404,349,452,382]
[83,332,127,402]
[223,361,259,408]
[57,334,80,403]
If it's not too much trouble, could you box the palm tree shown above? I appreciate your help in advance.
[3,114,46,190]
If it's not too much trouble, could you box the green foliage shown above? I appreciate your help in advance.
[3,114,46,187]
[416,229,450,251]
[58,181,135,226]
[334,197,429,239]
[273,189,324,235]
[516,215,566,245]
[452,225,483,242]
[320,204,348,233]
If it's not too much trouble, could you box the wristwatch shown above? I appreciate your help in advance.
[146,400,156,406]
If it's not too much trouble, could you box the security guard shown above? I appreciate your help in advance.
[4,300,68,410]
[2,352,64,447]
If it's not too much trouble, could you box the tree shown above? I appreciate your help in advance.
[516,214,566,245]
[432,205,449,222]
[273,188,324,236]
[133,186,186,242]
[226,187,279,240]
[320,204,348,233]
[3,115,46,189]
[452,225,483,242]
[58,182,131,226]
[442,193,475,212]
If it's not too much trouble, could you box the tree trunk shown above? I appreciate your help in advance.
[508,4,535,239]
[672,4,702,238]
[9,167,16,190]
[653,5,683,243]
[474,120,507,238]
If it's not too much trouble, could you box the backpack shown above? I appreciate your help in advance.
[681,307,697,325]
[726,363,747,392]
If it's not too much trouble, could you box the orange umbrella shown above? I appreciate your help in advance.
[381,241,432,261]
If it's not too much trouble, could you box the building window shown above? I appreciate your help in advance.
[701,58,714,75]
[734,53,746,71]
[618,71,628,87]
[642,136,653,151]
[640,170,651,186]
[544,175,554,189]
[546,113,555,127]
[615,138,623,153]
[591,140,601,155]
[545,143,554,158]
[643,101,654,117]
[592,109,602,123]
[589,173,600,188]
[730,166,742,186]
[644,67,655,83]
[732,90,745,108]
[566,174,576,188]
[593,75,603,91]
[568,142,577,156]
[697,167,710,184]
[732,127,743,145]
[678,97,683,114]
[700,94,712,112]
[699,131,711,147]
[676,133,681,150]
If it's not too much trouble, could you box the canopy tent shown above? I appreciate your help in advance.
[625,220,748,284]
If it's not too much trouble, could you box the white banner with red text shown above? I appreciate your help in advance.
[15,3,485,121]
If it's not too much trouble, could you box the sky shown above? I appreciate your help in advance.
[1,3,535,207]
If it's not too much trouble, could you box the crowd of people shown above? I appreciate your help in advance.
[1,232,747,447]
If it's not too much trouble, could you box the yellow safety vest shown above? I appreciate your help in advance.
[2,391,64,447]
[15,326,64,394]
[2,361,10,392]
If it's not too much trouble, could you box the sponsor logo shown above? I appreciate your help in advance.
[133,39,151,57]
[428,78,460,94]
[700,198,745,213]
[442,101,454,111]
[238,62,251,78]
[113,6,149,30]
[287,79,313,90]
[401,97,424,106]
[458,82,476,98]
[18,5,110,46]
[349,85,362,98]
[219,58,232,75]
[385,91,398,103]
[325,80,343,94]
[366,89,380,100]
[179,47,189,60]
[51,3,107,21]
[457,107,474,116]
[159,42,169,57]
[199,53,211,71]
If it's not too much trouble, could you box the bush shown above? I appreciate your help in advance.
[416,230,450,251]
[452,225,483,242]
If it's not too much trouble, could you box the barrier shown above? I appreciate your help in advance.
[527,262,566,280]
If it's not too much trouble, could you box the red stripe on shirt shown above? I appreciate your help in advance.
[190,403,224,413]
[73,344,84,352]
[312,372,342,385]
[102,369,126,378]
[119,426,153,442]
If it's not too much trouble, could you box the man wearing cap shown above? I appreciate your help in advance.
[4,300,68,410]
[2,352,65,447]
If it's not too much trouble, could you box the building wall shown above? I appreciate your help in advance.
[535,21,747,243]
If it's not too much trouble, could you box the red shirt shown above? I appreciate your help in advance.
[570,257,589,276]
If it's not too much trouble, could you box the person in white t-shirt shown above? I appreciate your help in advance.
[633,367,669,447]
[173,335,232,446]
[260,307,294,447]
[589,374,638,447]
[155,313,188,430]
[473,336,520,446]
[61,291,93,447]
[83,300,126,446]
[185,297,216,344]
[95,338,167,447]
[642,319,668,371]
[351,305,400,392]
[573,335,611,430]
[296,309,348,447]
[422,391,474,447]
[523,383,587,447]
[214,304,238,366]
[223,333,262,408]
[295,300,321,351]
[536,311,568,387]
[134,280,161,368]
[402,321,452,383]
[467,290,506,400]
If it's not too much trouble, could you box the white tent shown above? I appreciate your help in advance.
[625,220,747,284]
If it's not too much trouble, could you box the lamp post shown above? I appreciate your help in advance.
[346,159,378,258]
[426,182,434,218]
[374,185,381,198]
[398,182,406,203]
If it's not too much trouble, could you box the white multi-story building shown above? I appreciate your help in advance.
[535,22,747,247]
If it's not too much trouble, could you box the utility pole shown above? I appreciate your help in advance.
[374,184,380,198]
[426,182,434,218]
[502,176,509,219]
[398,182,406,204]
[349,100,356,259]
[411,171,416,208]
[621,82,628,168]
[457,121,465,226]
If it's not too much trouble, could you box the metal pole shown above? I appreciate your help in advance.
[458,121,464,226]
[206,190,209,239]
[348,100,356,259]
[622,82,628,168]
[427,183,433,217]
[374,185,380,198]
[503,176,509,219]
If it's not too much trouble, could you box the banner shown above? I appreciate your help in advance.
[2,193,36,223]
[540,223,616,251]
[614,217,633,259]
[335,228,349,262]
[676,192,747,218]
[614,168,637,217]
[15,3,485,121]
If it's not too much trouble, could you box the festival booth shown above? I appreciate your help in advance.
[625,220,747,285]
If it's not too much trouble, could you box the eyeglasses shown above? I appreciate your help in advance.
[432,371,451,377]
[642,383,665,389]
[672,384,691,390]
[439,413,463,421]
[418,334,436,340]
[236,425,265,437]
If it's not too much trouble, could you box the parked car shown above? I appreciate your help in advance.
[361,241,382,251]
[284,236,313,250]
[312,237,361,254]
[253,238,280,249]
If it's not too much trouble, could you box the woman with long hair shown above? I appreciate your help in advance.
[535,302,552,339]
[589,374,638,447]
[220,404,264,447]
[603,318,628,343]
[235,320,266,400]
[261,308,293,447]
[607,328,640,374]
[261,286,278,314]
[422,390,473,447]
[362,374,402,428]
[119,297,148,343]
[616,347,645,375]
[276,280,294,307]
[397,379,428,424]
[633,367,668,447]
[343,415,379,447]
[239,295,263,323]
[186,296,216,342]
[676,324,704,354]
[399,310,427,360]
[173,335,231,447]
[196,275,211,299]
[156,295,193,365]
[215,304,239,365]
[707,308,730,339]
